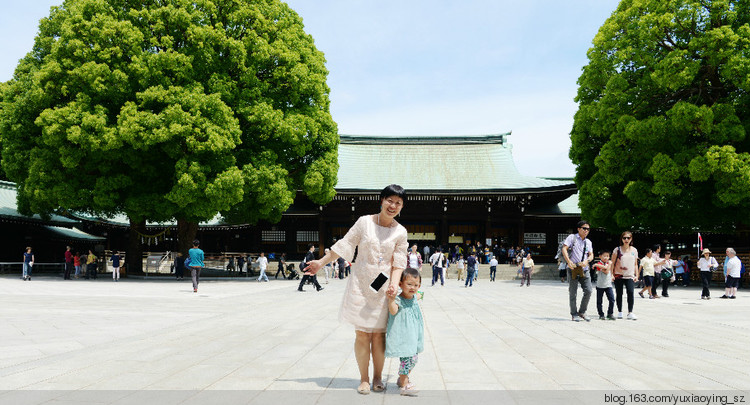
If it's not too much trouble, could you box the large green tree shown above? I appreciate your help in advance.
[0,0,338,268]
[571,0,750,233]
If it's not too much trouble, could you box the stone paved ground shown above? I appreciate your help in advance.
[1,271,748,405]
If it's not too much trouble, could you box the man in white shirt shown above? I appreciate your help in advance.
[722,248,741,299]
[429,248,445,286]
[489,256,499,281]
[256,252,269,282]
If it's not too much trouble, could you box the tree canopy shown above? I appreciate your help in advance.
[0,0,338,230]
[571,0,750,233]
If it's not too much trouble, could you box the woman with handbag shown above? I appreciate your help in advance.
[610,231,639,320]
[697,248,718,300]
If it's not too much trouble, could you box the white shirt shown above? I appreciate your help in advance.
[429,252,444,268]
[256,256,268,271]
[697,256,718,271]
[489,258,498,267]
[726,256,742,278]
[456,258,464,269]
[408,252,419,269]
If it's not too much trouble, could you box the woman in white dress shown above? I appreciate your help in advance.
[304,184,408,394]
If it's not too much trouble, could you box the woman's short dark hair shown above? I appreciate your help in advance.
[401,267,421,282]
[379,184,406,202]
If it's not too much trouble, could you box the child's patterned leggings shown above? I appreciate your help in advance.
[399,355,418,375]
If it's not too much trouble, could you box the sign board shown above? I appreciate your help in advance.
[448,236,464,244]
[523,233,546,244]
[407,232,436,241]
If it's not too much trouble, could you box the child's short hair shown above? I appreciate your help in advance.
[664,250,671,255]
[599,250,610,256]
[401,267,421,283]
[645,248,652,254]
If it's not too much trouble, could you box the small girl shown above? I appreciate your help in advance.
[385,267,424,396]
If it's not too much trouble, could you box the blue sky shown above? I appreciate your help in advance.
[0,0,620,177]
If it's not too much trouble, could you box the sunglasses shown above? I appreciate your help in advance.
[622,236,631,240]
[580,227,590,231]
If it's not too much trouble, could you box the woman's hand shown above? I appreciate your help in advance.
[303,259,323,275]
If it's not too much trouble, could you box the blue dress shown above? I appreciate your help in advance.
[385,295,424,358]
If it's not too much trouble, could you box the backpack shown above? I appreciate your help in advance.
[184,257,191,267]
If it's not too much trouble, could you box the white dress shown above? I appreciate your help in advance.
[331,215,408,333]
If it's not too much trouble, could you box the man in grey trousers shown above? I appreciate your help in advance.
[562,220,594,322]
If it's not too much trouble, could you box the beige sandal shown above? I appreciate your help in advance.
[357,382,370,395]
[372,380,385,392]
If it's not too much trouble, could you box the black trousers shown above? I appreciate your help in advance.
[432,266,444,285]
[614,278,635,313]
[660,272,670,296]
[596,287,615,316]
[64,262,73,279]
[298,274,322,291]
[700,271,712,297]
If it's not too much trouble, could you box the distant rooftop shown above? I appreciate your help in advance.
[0,181,77,225]
[336,133,575,193]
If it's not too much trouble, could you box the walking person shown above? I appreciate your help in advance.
[721,248,741,299]
[660,251,674,297]
[188,240,204,293]
[489,255,498,281]
[22,247,34,281]
[385,268,424,396]
[562,220,594,322]
[110,251,122,282]
[638,249,658,299]
[429,248,445,286]
[674,256,687,287]
[256,252,269,282]
[555,242,567,282]
[520,253,534,287]
[64,246,73,280]
[611,231,639,320]
[593,251,616,320]
[406,245,423,276]
[302,184,408,394]
[698,248,718,300]
[322,248,332,283]
[275,253,286,279]
[650,245,663,298]
[298,245,323,292]
[455,255,465,281]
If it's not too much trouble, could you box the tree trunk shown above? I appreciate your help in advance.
[177,218,199,255]
[127,218,146,275]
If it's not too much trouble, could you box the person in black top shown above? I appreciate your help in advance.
[174,252,186,280]
[298,245,323,292]
[237,255,245,275]
[275,253,286,279]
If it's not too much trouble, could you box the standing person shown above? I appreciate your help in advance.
[455,255,465,281]
[22,247,34,281]
[697,248,718,300]
[555,242,567,282]
[721,248,741,299]
[174,252,186,280]
[322,248,332,283]
[429,248,445,286]
[275,253,286,279]
[507,246,515,265]
[337,256,347,279]
[303,184,408,394]
[188,240,205,293]
[562,221,594,322]
[237,255,245,275]
[465,253,477,287]
[64,246,73,280]
[651,245,663,298]
[611,231,639,320]
[520,253,534,287]
[298,245,323,292]
[673,256,687,287]
[593,251,616,320]
[110,251,122,282]
[489,255,498,281]
[385,268,424,396]
[422,245,430,266]
[638,249,658,299]
[256,252,269,282]
[86,250,98,279]
[74,252,82,279]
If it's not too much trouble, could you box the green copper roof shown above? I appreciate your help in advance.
[336,134,575,192]
[0,181,78,225]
